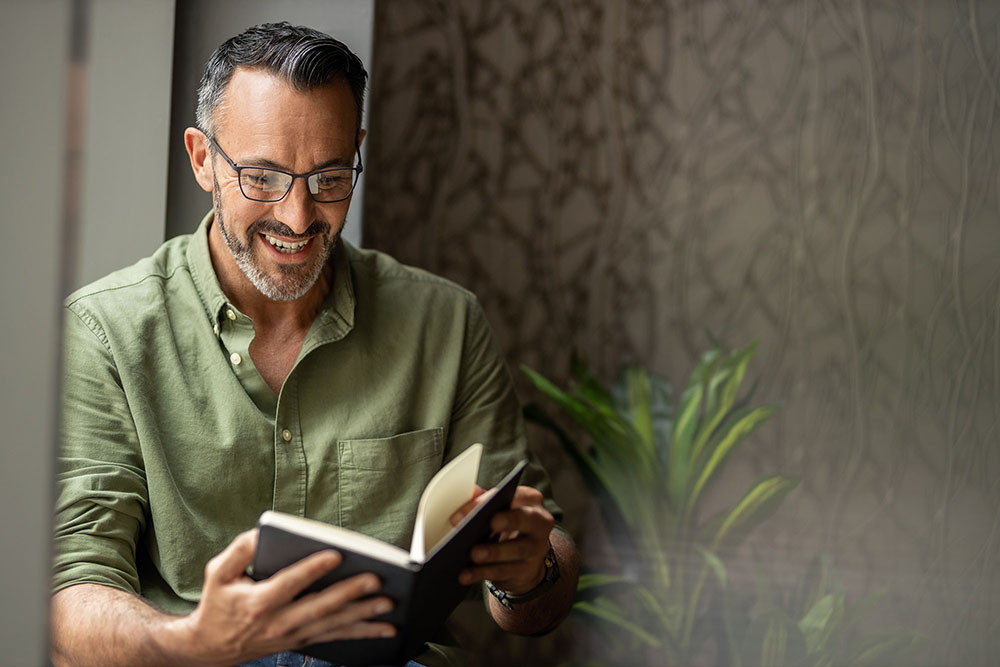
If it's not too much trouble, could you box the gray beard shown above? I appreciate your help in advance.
[213,180,338,302]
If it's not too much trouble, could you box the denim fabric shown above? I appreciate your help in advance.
[239,653,424,667]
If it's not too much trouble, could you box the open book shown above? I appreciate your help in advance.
[250,444,527,666]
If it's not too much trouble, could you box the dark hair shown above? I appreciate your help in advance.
[196,22,367,140]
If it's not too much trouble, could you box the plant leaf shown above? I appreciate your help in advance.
[847,630,926,665]
[573,600,664,648]
[625,366,655,453]
[577,573,637,591]
[669,382,703,509]
[692,342,758,466]
[710,474,801,553]
[798,592,844,654]
[741,608,808,667]
[689,405,779,510]
[697,545,728,590]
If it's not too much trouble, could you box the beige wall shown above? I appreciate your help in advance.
[73,0,175,291]
[0,2,73,662]
[365,2,1000,664]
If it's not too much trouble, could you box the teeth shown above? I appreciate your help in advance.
[263,234,309,254]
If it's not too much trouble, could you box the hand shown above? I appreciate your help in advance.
[172,529,396,665]
[450,485,555,595]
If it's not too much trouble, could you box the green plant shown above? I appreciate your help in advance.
[523,341,800,664]
[716,552,927,667]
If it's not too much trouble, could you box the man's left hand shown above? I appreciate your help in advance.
[450,485,555,594]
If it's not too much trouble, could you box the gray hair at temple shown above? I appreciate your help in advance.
[196,21,368,141]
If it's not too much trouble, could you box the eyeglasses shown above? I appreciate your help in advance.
[205,134,363,203]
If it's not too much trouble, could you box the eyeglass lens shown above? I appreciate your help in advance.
[239,167,357,202]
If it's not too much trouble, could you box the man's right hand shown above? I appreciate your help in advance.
[167,529,396,665]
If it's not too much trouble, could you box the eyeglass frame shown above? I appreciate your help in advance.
[204,133,364,203]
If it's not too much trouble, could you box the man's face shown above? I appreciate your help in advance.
[207,68,362,302]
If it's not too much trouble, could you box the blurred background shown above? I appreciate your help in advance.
[3,0,998,665]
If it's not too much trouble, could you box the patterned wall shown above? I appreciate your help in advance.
[365,1,1000,664]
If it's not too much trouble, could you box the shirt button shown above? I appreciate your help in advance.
[230,352,242,365]
[212,323,220,335]
[226,309,237,321]
[281,429,292,442]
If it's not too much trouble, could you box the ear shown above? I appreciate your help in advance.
[357,128,367,148]
[184,127,214,193]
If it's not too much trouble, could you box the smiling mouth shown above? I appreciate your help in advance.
[262,233,311,254]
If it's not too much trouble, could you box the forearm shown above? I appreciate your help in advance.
[487,529,579,635]
[51,584,206,667]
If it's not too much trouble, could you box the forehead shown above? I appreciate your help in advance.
[214,67,357,149]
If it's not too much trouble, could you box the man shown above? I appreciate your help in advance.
[51,22,577,667]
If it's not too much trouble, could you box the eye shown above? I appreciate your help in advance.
[316,172,350,190]
[243,169,282,191]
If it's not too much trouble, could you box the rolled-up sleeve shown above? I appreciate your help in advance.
[53,303,149,595]
[446,297,562,523]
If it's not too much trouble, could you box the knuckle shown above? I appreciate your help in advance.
[261,623,291,643]
[244,596,271,623]
[203,557,221,582]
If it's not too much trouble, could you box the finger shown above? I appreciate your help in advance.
[272,572,382,633]
[254,549,344,609]
[449,485,494,525]
[490,504,554,538]
[302,619,398,645]
[458,561,532,587]
[291,594,396,644]
[470,537,541,566]
[205,529,259,584]
[509,485,545,510]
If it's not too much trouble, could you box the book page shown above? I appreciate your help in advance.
[409,443,483,562]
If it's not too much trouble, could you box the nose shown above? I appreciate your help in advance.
[272,176,317,234]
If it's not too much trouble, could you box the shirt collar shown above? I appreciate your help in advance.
[185,210,357,340]
[186,210,229,328]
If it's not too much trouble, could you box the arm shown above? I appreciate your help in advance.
[51,530,395,667]
[443,298,578,633]
[453,486,580,635]
[54,307,394,664]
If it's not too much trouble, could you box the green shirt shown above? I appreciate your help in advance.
[55,213,557,664]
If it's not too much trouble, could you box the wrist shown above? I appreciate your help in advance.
[159,613,218,667]
[486,543,560,610]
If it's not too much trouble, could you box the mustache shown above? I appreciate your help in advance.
[249,219,331,239]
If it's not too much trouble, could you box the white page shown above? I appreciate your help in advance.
[409,443,483,562]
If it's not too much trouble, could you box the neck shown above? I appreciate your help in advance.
[207,217,333,332]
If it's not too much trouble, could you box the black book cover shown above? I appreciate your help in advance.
[250,459,527,666]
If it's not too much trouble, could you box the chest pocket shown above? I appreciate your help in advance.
[337,427,445,548]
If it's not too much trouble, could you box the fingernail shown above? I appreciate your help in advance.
[365,576,380,593]
[472,547,487,562]
[449,511,462,525]
[381,627,396,638]
[459,570,472,585]
[376,599,392,614]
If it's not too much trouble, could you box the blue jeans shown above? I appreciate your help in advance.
[239,653,424,667]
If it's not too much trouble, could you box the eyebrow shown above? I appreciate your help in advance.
[240,155,353,172]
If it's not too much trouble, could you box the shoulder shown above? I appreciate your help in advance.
[344,243,479,307]
[63,235,196,335]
